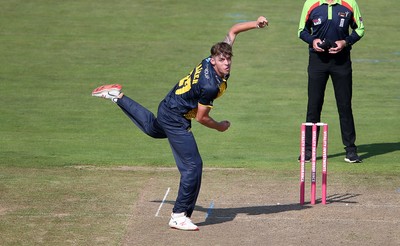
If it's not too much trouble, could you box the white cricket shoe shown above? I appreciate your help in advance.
[91,84,122,102]
[169,212,199,231]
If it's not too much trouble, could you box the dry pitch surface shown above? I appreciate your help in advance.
[122,167,400,246]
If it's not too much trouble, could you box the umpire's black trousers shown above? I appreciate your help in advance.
[305,51,357,152]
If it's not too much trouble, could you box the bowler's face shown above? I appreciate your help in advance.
[211,54,232,77]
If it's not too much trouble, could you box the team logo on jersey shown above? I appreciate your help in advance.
[312,18,322,26]
[338,12,350,18]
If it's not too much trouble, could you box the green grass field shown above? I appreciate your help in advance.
[1,0,399,244]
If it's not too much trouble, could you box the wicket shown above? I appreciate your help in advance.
[299,123,328,205]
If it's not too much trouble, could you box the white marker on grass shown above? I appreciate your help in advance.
[205,201,214,219]
[155,187,170,217]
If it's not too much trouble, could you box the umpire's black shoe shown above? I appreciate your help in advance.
[298,150,311,163]
[345,151,362,163]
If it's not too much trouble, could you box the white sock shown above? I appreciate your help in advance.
[171,212,185,218]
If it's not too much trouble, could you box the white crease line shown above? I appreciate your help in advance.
[155,187,170,217]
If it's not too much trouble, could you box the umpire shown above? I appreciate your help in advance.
[298,0,365,163]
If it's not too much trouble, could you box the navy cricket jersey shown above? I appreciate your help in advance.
[298,0,364,51]
[163,57,228,119]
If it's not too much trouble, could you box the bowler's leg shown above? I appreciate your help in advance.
[117,95,167,138]
[168,130,203,218]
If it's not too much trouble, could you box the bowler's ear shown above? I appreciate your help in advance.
[210,57,216,66]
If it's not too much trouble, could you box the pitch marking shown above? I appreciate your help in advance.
[155,187,170,217]
[205,201,214,219]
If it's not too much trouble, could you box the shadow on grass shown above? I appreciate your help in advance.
[153,193,360,226]
[153,201,312,226]
[327,142,400,160]
[326,193,361,204]
[196,203,310,226]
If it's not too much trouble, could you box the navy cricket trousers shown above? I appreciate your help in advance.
[117,95,202,217]
[305,51,357,152]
